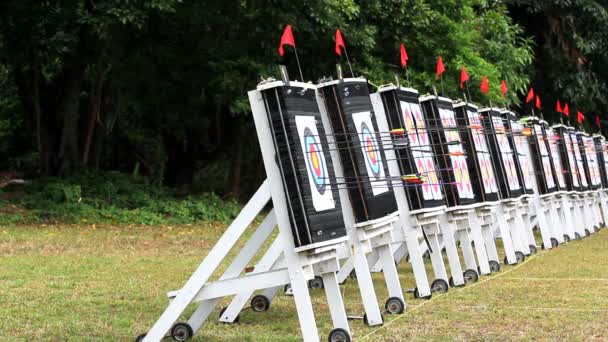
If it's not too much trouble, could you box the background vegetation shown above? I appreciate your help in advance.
[0,0,606,223]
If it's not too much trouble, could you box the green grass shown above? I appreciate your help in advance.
[1,224,607,341]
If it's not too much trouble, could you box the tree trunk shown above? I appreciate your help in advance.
[57,64,85,176]
[82,54,107,166]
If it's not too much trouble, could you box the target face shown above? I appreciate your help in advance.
[352,111,389,196]
[564,133,580,187]
[360,122,382,178]
[303,127,327,194]
[295,116,335,212]
[572,134,588,187]
[439,108,474,199]
[549,129,566,188]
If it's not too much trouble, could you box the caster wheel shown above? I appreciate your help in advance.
[551,238,559,248]
[463,269,479,283]
[363,313,384,326]
[601,222,606,228]
[431,279,449,293]
[564,235,571,242]
[594,226,600,232]
[489,260,501,273]
[413,287,432,299]
[529,245,538,254]
[308,276,324,289]
[503,256,510,265]
[515,251,525,263]
[219,307,240,324]
[171,322,193,342]
[384,297,405,314]
[251,295,270,312]
[348,270,357,280]
[448,276,464,287]
[575,232,582,240]
[135,333,147,342]
[585,229,591,237]
[328,328,351,342]
[284,284,292,294]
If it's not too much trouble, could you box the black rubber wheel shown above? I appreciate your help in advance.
[585,229,591,237]
[413,287,432,300]
[551,238,559,247]
[363,313,384,326]
[489,260,501,273]
[575,232,582,240]
[251,294,270,312]
[541,243,545,250]
[431,279,449,293]
[601,222,606,228]
[564,234,571,242]
[219,307,240,324]
[515,251,525,263]
[463,269,479,283]
[529,245,538,254]
[503,256,510,265]
[171,322,193,342]
[308,276,324,289]
[328,328,351,342]
[448,276,464,287]
[135,333,147,342]
[384,297,405,314]
[594,226,600,232]
[283,284,292,294]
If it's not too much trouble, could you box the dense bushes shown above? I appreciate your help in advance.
[0,171,241,225]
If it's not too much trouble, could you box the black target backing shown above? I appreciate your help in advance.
[318,78,398,223]
[420,95,476,207]
[375,86,445,210]
[553,125,580,191]
[260,82,346,248]
[453,102,500,202]
[479,108,523,199]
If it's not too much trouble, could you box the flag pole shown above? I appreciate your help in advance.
[293,46,305,82]
[405,68,410,87]
[343,48,355,78]
[439,74,444,96]
[465,82,472,105]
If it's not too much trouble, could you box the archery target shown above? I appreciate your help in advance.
[295,115,335,212]
[352,111,389,196]
[511,121,533,190]
[549,130,566,188]
[426,157,442,200]
[493,116,520,190]
[564,133,580,187]
[467,110,498,194]
[439,108,474,199]
[533,125,556,189]
[572,133,588,187]
[401,103,419,147]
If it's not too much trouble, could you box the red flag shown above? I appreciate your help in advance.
[596,115,601,128]
[278,25,295,56]
[480,76,489,95]
[577,111,585,124]
[500,80,508,97]
[535,95,541,109]
[335,29,345,56]
[556,100,563,113]
[525,87,534,103]
[459,67,469,89]
[436,56,445,80]
[400,43,408,69]
[563,103,570,117]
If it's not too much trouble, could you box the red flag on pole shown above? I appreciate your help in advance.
[459,67,469,89]
[577,111,585,124]
[525,87,534,103]
[535,95,541,109]
[556,100,563,113]
[278,25,295,56]
[563,103,570,117]
[480,76,489,95]
[335,29,345,56]
[400,43,408,69]
[596,115,601,128]
[436,56,445,80]
[500,80,508,97]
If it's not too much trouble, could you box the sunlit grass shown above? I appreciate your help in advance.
[1,224,606,341]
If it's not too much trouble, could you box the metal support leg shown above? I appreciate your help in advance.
[467,211,491,275]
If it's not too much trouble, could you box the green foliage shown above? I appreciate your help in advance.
[8,171,241,225]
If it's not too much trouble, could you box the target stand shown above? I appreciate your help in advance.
[135,80,355,342]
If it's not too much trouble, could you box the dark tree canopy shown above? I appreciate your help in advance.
[2,0,604,200]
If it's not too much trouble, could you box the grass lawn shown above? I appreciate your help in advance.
[1,223,607,341]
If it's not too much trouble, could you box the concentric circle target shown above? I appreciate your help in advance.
[303,127,327,194]
[360,122,382,179]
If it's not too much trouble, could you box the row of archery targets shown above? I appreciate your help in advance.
[135,43,608,342]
